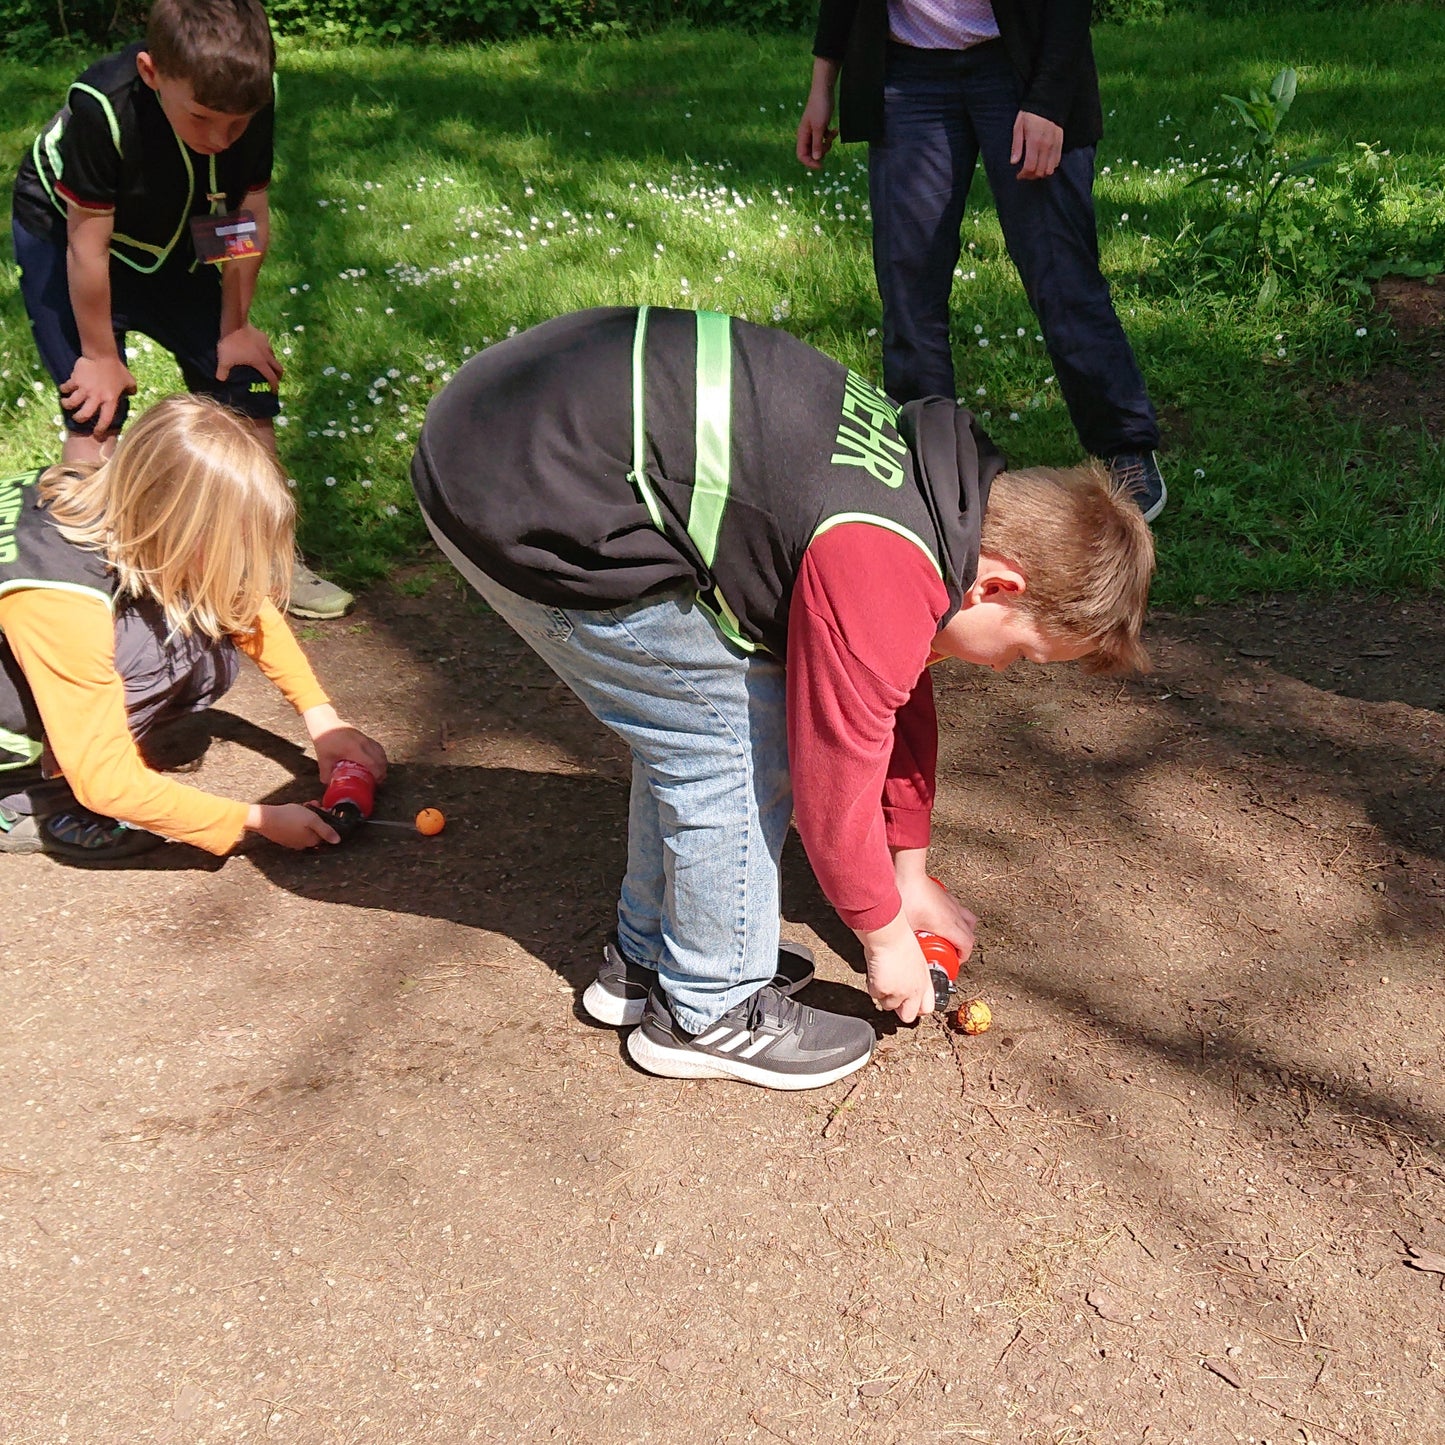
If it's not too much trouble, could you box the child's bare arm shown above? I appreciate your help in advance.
[892,849,977,954]
[217,188,281,385]
[63,203,135,437]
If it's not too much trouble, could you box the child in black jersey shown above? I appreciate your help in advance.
[10,0,351,619]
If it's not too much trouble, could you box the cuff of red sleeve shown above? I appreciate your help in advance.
[836,888,904,935]
[883,804,931,852]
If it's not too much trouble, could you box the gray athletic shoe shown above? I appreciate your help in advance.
[288,558,355,620]
[626,983,874,1091]
[582,937,816,1028]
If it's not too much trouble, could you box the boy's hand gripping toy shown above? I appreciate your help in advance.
[309,762,446,841]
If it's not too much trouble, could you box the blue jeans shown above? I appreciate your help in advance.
[424,518,793,1033]
[869,40,1159,458]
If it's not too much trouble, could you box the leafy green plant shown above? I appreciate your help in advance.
[1183,68,1334,295]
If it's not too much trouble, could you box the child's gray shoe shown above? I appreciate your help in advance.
[626,983,873,1090]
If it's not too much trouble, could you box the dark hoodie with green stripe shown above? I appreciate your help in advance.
[412,306,1000,659]
[412,307,1002,931]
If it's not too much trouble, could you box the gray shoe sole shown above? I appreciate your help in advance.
[583,940,816,1029]
[287,595,355,621]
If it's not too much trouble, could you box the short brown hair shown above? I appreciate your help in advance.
[146,0,275,114]
[979,462,1155,674]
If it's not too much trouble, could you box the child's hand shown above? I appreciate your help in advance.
[60,355,137,438]
[856,914,935,1023]
[304,704,389,786]
[246,802,340,849]
[217,324,282,387]
[898,870,978,963]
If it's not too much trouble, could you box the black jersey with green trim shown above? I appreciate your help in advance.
[412,307,1001,657]
[12,43,274,272]
[0,471,116,764]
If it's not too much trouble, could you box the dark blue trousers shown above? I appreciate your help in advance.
[868,40,1159,458]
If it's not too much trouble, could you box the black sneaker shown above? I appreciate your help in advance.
[1108,452,1167,523]
[626,984,875,1091]
[39,806,165,863]
[582,936,815,1027]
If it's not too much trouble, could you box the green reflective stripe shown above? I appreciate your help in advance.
[687,310,732,567]
[70,82,122,156]
[698,589,759,654]
[103,127,196,272]
[811,513,943,578]
[627,306,663,530]
[0,728,43,771]
[38,120,65,212]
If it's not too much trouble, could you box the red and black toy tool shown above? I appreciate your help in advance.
[308,759,376,841]
[916,931,962,1012]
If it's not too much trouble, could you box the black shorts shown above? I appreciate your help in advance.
[11,213,282,435]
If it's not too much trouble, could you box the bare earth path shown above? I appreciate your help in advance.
[3,578,1443,1445]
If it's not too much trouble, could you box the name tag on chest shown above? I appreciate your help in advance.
[190,209,262,264]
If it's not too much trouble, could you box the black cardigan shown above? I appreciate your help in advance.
[813,0,1103,151]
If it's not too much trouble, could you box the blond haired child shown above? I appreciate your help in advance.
[413,306,1154,1091]
[0,394,386,861]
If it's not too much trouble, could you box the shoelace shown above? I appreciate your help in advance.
[1111,457,1147,489]
[744,985,802,1035]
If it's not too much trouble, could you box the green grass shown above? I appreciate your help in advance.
[1,5,1442,605]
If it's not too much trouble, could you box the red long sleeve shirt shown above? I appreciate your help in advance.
[787,522,951,932]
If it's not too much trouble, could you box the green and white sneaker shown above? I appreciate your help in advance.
[626,984,874,1091]
[582,936,816,1028]
[288,559,354,620]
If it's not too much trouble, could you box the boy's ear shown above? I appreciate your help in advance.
[136,50,160,89]
[960,551,1027,608]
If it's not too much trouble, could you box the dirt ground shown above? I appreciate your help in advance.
[4,284,1444,1445]
[4,577,1442,1445]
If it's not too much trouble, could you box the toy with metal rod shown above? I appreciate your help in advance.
[916,874,966,1010]
[916,931,962,1011]
[306,763,446,841]
[307,759,376,841]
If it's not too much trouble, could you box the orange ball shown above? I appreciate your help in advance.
[953,998,992,1035]
[415,807,445,836]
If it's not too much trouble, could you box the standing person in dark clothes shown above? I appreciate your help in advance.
[796,0,1167,521]
[413,307,1155,1092]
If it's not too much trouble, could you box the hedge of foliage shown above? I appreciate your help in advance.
[0,0,1417,58]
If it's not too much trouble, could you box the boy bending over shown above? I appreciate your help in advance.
[412,307,1153,1091]
[11,0,350,619]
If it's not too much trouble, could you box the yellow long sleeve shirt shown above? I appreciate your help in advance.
[0,589,328,854]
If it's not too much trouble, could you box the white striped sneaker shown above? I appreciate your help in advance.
[626,984,874,1091]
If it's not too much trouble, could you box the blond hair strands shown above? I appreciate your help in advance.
[980,462,1156,675]
[40,395,295,641]
[145,0,275,114]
